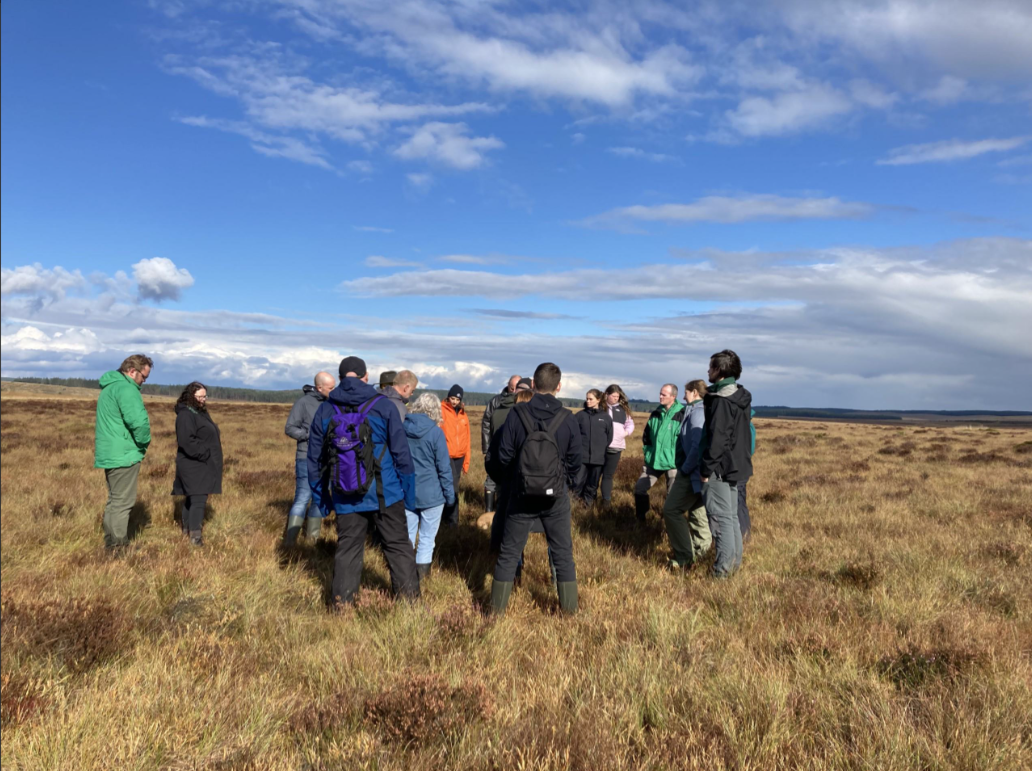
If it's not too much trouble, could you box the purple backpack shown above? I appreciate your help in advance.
[324,395,386,497]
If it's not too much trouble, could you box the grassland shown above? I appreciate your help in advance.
[1,388,1030,770]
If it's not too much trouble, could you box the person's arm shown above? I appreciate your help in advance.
[462,415,471,474]
[497,408,521,468]
[176,411,210,461]
[623,413,635,437]
[641,414,654,449]
[481,398,495,454]
[563,414,583,487]
[605,414,614,446]
[306,404,329,512]
[436,430,456,505]
[681,408,705,475]
[385,404,416,509]
[284,399,308,441]
[119,385,151,451]
[700,401,733,480]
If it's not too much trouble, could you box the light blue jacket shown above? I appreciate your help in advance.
[403,413,456,510]
[678,400,706,493]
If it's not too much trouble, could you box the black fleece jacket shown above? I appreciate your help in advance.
[574,405,614,465]
[495,393,582,492]
[699,385,753,483]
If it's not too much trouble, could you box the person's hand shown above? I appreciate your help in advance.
[701,476,709,484]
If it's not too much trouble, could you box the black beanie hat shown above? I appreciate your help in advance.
[339,356,367,379]
[448,384,463,400]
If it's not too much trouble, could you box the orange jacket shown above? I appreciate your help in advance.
[440,401,471,473]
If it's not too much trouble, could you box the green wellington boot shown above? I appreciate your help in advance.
[557,581,579,615]
[490,580,514,615]
[304,516,322,541]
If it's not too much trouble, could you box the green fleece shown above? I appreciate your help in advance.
[94,370,151,469]
[643,401,685,471]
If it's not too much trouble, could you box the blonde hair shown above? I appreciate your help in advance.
[408,392,442,423]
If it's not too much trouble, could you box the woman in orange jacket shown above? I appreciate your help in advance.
[440,384,470,526]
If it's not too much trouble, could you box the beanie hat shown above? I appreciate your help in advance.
[515,377,532,391]
[448,384,464,400]
[339,356,367,379]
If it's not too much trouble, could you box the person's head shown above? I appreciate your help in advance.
[659,383,678,407]
[604,383,629,411]
[177,381,207,412]
[585,388,603,410]
[447,384,464,409]
[394,370,418,399]
[119,354,153,386]
[515,388,534,404]
[314,371,336,397]
[708,349,742,383]
[408,392,443,424]
[339,356,368,383]
[506,374,521,393]
[532,362,562,395]
[684,379,707,403]
[515,377,533,392]
[379,370,397,390]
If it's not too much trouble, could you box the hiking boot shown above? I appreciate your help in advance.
[490,580,514,615]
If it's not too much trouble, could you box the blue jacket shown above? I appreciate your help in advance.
[404,413,455,510]
[677,400,706,493]
[307,378,416,515]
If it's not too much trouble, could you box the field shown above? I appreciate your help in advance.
[1,388,1030,770]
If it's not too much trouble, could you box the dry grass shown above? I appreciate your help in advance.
[1,392,1031,770]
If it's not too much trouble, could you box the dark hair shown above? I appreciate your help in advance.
[584,389,604,410]
[119,354,153,374]
[709,349,742,381]
[176,381,208,412]
[533,362,562,394]
[604,384,630,413]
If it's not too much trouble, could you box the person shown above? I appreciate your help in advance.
[382,369,418,421]
[481,374,522,516]
[573,389,613,509]
[634,384,685,522]
[661,380,712,570]
[94,354,153,552]
[601,384,635,508]
[308,356,419,605]
[172,382,223,546]
[490,362,582,615]
[440,384,471,527]
[739,408,756,543]
[403,393,455,580]
[377,371,397,392]
[700,350,753,578]
[283,371,336,546]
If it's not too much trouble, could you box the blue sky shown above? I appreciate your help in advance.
[2,0,1030,409]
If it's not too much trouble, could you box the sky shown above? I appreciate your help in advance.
[1,0,1030,410]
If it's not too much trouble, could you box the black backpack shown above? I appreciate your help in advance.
[514,405,569,498]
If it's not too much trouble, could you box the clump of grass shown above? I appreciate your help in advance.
[363,673,494,744]
[981,541,1026,566]
[291,689,362,735]
[436,599,488,642]
[0,672,51,728]
[956,451,1007,464]
[34,500,73,518]
[759,488,787,504]
[877,644,984,690]
[833,559,882,590]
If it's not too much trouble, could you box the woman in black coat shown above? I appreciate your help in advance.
[172,382,223,546]
[574,389,614,509]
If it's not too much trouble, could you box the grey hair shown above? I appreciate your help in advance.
[408,392,442,424]
[661,383,678,396]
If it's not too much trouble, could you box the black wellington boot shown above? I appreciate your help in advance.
[490,580,514,615]
[416,563,432,581]
[484,489,496,514]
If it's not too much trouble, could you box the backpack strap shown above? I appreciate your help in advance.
[545,409,568,435]
[515,403,535,435]
[357,394,385,414]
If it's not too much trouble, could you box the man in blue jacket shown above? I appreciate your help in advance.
[308,356,419,605]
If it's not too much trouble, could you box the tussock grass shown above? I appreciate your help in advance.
[1,391,1031,769]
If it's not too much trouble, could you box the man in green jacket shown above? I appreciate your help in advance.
[94,354,153,550]
[634,383,685,521]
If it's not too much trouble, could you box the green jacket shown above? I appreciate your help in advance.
[94,370,151,469]
[642,401,685,471]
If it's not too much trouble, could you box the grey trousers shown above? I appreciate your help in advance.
[103,463,140,548]
[703,477,742,577]
[661,472,711,565]
[634,465,677,519]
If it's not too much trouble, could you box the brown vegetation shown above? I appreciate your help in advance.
[1,389,1030,769]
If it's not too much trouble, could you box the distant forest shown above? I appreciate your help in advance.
[6,377,1030,419]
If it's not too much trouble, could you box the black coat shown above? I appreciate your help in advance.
[699,385,753,484]
[495,393,582,493]
[172,404,223,496]
[574,405,614,465]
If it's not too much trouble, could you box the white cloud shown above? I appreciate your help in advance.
[1,264,85,302]
[919,75,970,105]
[0,325,103,354]
[878,136,1031,165]
[364,255,422,268]
[178,116,334,169]
[725,83,854,137]
[132,257,195,302]
[406,172,434,189]
[438,254,508,266]
[997,154,1032,168]
[347,160,374,174]
[578,195,874,229]
[394,122,503,169]
[606,146,679,163]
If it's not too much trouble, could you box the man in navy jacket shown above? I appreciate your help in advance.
[308,356,419,605]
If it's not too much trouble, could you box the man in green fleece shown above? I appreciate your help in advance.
[94,354,153,550]
[634,383,685,521]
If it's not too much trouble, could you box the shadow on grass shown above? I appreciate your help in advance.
[126,500,152,541]
[575,499,666,563]
[433,522,494,607]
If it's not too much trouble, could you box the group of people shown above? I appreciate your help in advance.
[93,348,755,615]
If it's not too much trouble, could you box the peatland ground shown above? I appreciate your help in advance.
[1,387,1030,770]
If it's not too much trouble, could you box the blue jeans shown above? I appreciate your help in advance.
[289,458,314,519]
[406,504,445,565]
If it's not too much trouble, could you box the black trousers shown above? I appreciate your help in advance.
[600,451,622,502]
[575,464,604,506]
[442,458,465,527]
[182,494,207,532]
[737,481,751,540]
[493,495,575,583]
[332,501,420,605]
